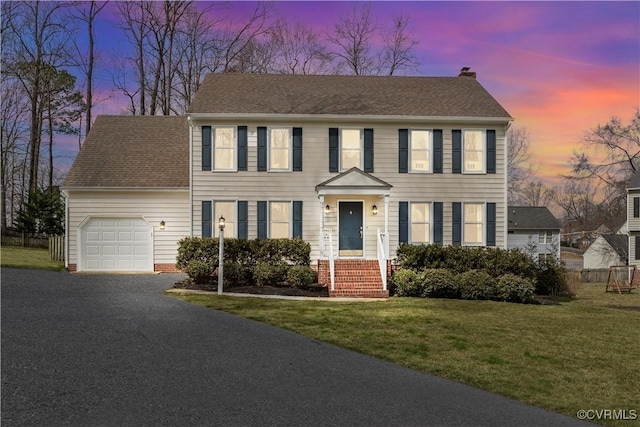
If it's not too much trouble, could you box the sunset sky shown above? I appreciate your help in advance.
[80,1,639,187]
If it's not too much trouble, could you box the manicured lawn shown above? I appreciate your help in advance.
[172,284,640,425]
[1,246,64,271]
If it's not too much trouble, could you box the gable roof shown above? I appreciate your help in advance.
[600,234,628,259]
[62,115,189,189]
[188,73,512,120]
[508,206,561,230]
[627,171,640,189]
[316,167,392,194]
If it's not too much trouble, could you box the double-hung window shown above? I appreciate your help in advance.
[214,127,235,171]
[270,202,291,238]
[410,130,431,172]
[269,128,291,171]
[411,203,431,243]
[214,201,235,237]
[341,129,362,170]
[538,231,553,244]
[463,203,484,245]
[463,130,484,173]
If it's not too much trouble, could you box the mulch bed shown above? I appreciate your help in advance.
[174,279,329,297]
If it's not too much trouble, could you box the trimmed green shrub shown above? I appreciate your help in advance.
[176,237,218,270]
[420,268,455,298]
[253,262,288,286]
[222,262,251,286]
[456,270,496,300]
[495,273,535,303]
[397,243,538,277]
[392,268,423,297]
[286,265,316,288]
[183,259,215,285]
[535,259,572,296]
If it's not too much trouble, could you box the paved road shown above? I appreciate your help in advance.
[1,268,590,427]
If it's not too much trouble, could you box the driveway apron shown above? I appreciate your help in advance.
[1,268,590,426]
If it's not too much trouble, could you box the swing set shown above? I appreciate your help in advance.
[605,265,638,294]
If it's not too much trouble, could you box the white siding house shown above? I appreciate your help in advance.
[63,70,512,296]
[507,206,561,261]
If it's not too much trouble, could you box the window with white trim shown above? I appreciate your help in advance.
[214,201,235,237]
[463,203,484,245]
[341,128,362,170]
[538,231,553,244]
[214,127,235,171]
[270,202,290,238]
[269,127,291,171]
[463,130,484,173]
[410,202,431,243]
[410,130,431,172]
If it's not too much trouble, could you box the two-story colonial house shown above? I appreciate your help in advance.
[62,70,512,297]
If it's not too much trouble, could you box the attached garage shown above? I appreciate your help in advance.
[80,217,153,272]
[62,116,190,273]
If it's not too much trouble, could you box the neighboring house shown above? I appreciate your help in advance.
[507,206,561,261]
[583,234,628,269]
[626,172,640,271]
[62,70,512,297]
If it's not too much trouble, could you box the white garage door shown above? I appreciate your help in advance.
[80,218,153,272]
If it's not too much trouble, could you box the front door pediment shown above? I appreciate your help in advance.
[316,167,392,196]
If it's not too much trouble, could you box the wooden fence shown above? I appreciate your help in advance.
[2,232,65,262]
[581,268,614,283]
[49,235,65,262]
[1,232,49,248]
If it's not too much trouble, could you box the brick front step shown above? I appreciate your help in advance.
[329,289,389,298]
[318,258,388,298]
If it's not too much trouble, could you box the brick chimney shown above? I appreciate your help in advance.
[459,67,476,78]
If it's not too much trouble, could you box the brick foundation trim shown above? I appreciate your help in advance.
[67,263,180,273]
[154,264,181,272]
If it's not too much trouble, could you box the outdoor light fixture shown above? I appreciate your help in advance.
[325,204,330,214]
[160,220,166,230]
[372,205,378,215]
[218,215,225,230]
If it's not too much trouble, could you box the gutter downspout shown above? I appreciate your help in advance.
[61,189,69,270]
[188,117,194,237]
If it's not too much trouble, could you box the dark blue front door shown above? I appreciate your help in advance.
[339,201,363,251]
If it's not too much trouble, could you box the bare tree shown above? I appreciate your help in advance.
[3,1,76,197]
[214,2,274,73]
[116,1,151,115]
[568,109,640,203]
[327,3,419,76]
[507,126,535,203]
[73,1,108,137]
[326,3,376,75]
[172,4,220,112]
[269,19,332,74]
[380,15,418,76]
[555,178,602,233]
[0,78,30,231]
[512,180,556,207]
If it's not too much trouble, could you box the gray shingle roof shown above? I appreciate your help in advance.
[508,206,561,230]
[627,171,640,189]
[601,234,628,259]
[62,115,189,188]
[188,73,512,119]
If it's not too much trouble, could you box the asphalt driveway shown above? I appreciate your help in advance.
[1,268,590,426]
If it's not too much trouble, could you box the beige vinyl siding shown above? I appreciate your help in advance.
[628,193,640,232]
[66,190,189,266]
[191,120,507,259]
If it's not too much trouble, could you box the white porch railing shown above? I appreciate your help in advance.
[320,230,336,291]
[377,228,388,290]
